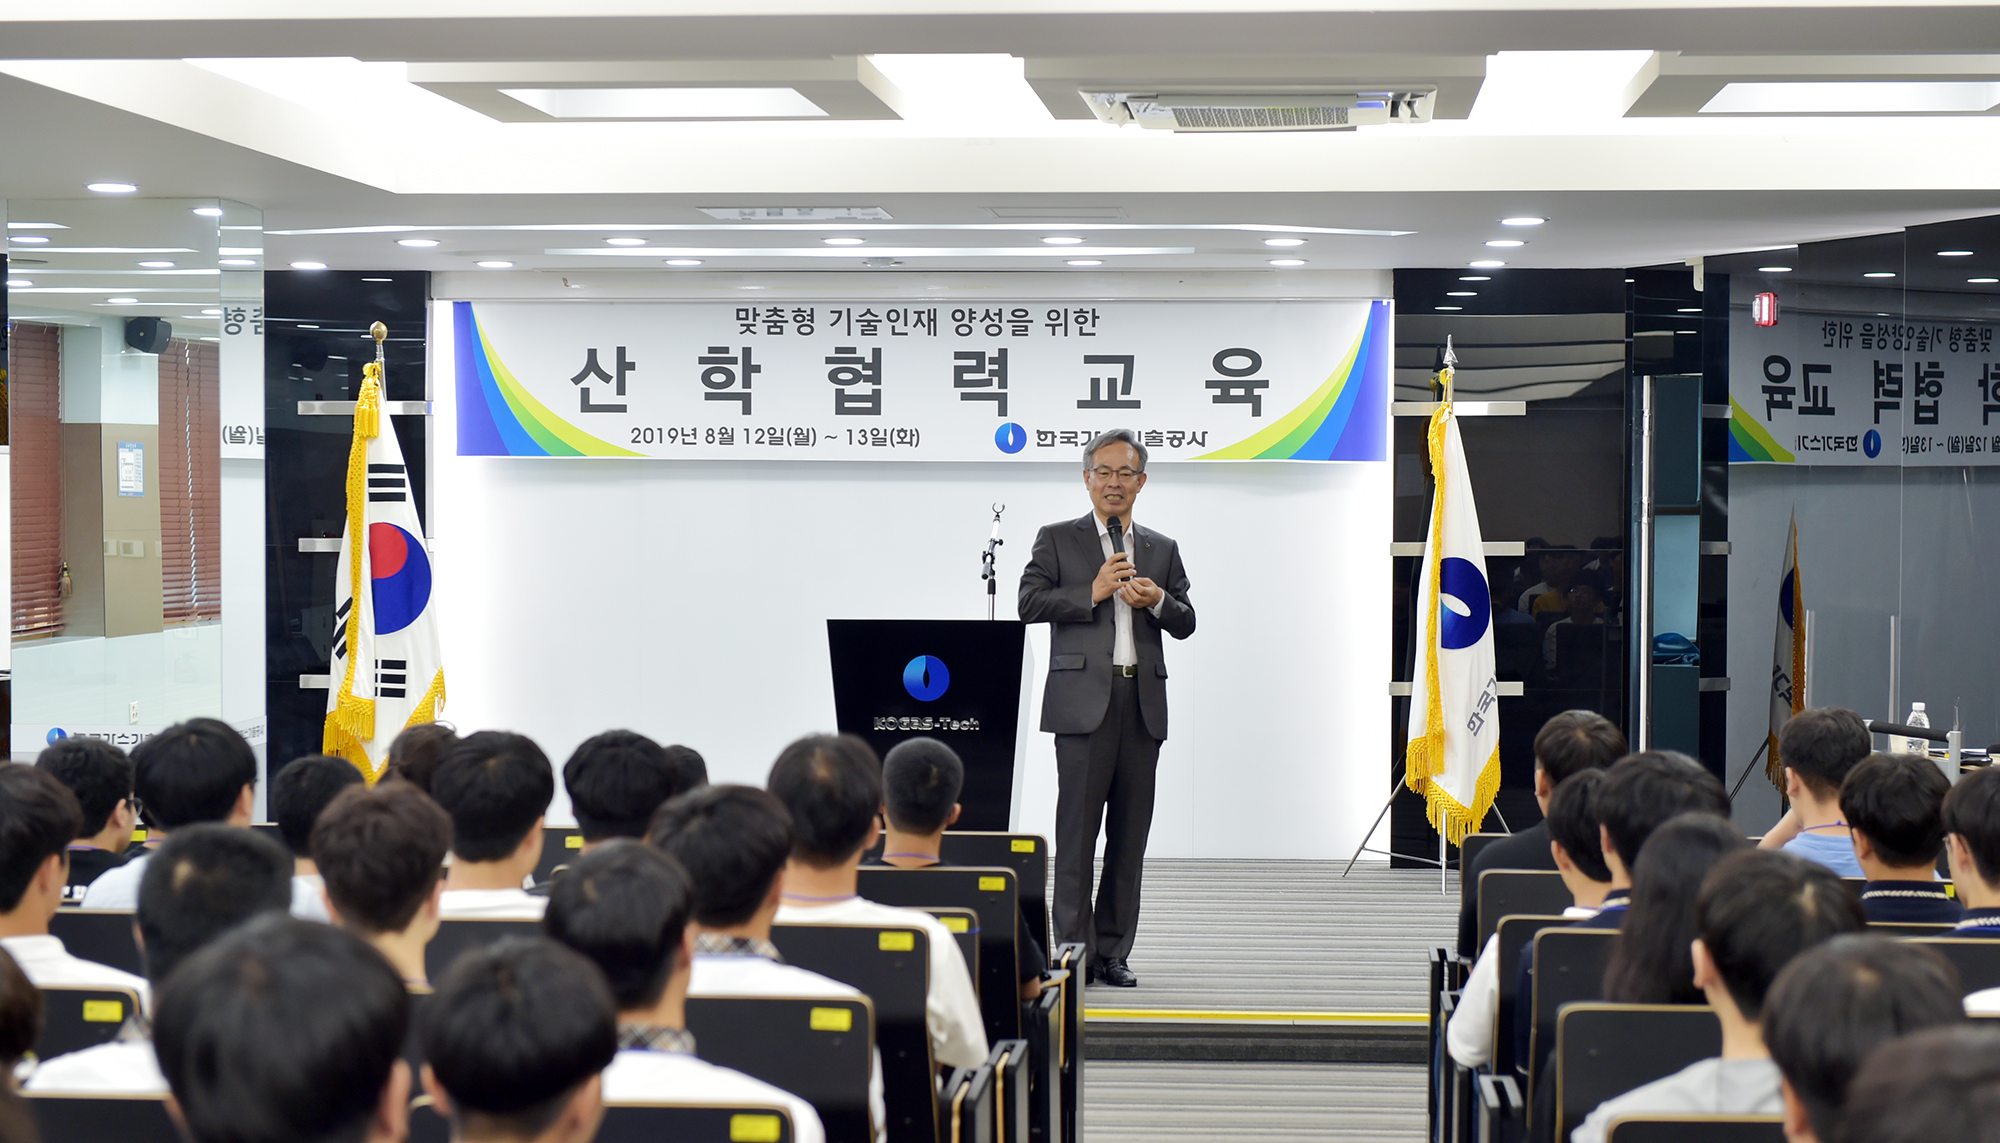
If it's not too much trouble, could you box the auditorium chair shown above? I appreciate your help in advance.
[1603,1115,1784,1143]
[1914,937,2000,993]
[938,832,1053,952]
[1052,943,1086,1143]
[857,865,1023,1044]
[1466,915,1567,1143]
[942,1063,997,1143]
[534,825,584,886]
[1476,872,1573,954]
[35,984,143,1060]
[1552,1004,1721,1143]
[918,906,982,979]
[423,917,544,981]
[26,1092,177,1141]
[1869,921,1952,938]
[1493,915,1569,1077]
[986,1039,1031,1143]
[1526,928,1619,1104]
[410,1094,801,1143]
[684,994,874,1143]
[768,922,935,1143]
[1022,974,1064,1143]
[48,909,143,976]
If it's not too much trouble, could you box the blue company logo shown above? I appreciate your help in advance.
[903,655,951,702]
[994,423,1028,454]
[1863,429,1882,458]
[45,728,67,745]
[1438,557,1492,650]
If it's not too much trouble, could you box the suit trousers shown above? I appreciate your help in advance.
[1053,675,1161,961]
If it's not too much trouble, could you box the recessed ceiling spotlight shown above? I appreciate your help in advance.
[1471,260,1506,268]
[398,238,440,248]
[105,297,139,304]
[1485,239,1525,248]
[86,182,138,194]
[290,261,327,270]
[1435,306,1463,311]
[191,207,224,217]
[219,259,257,267]
[1066,259,1103,266]
[1758,266,1793,273]
[1938,250,1974,257]
[665,258,703,266]
[1970,277,1999,284]
[1625,277,1635,283]
[361,277,393,282]
[138,260,175,268]
[823,237,864,246]
[10,235,49,244]
[1863,271,1896,278]
[476,260,514,269]
[1447,291,1477,297]
[1263,238,1306,247]
[606,237,648,246]
[1500,217,1547,227]
[5,279,31,288]
[1042,236,1085,245]
[201,308,222,315]
[6,222,65,229]
[299,324,320,329]
[1677,307,1702,313]
[1268,258,1307,267]
[1459,275,1491,282]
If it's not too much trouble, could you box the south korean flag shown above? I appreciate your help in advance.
[325,362,445,780]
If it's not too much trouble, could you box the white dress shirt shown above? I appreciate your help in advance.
[437,888,547,920]
[1092,516,1166,667]
[79,853,150,910]
[0,935,151,1012]
[603,1048,826,1143]
[25,1040,166,1094]
[291,875,331,923]
[1445,904,1598,1068]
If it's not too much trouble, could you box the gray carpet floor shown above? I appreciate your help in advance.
[1082,1060,1426,1141]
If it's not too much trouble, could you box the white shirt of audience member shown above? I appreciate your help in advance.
[78,852,151,911]
[603,1049,825,1143]
[0,935,150,1013]
[436,888,547,920]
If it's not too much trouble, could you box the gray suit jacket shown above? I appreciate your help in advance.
[1017,514,1196,739]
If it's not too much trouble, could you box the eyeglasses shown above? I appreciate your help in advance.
[1089,467,1143,481]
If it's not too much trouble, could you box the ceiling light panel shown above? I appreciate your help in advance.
[410,58,909,122]
[1702,81,2000,115]
[501,87,829,120]
[1628,53,2000,116]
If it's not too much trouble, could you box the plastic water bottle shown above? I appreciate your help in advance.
[1902,702,1930,758]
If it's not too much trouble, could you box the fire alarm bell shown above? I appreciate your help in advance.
[1752,292,1778,327]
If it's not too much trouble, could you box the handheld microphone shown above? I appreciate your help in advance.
[1107,516,1125,555]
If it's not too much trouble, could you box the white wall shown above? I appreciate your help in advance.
[428,271,1395,860]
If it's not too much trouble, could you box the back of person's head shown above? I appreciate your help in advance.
[381,722,459,795]
[767,734,882,867]
[154,915,409,1143]
[312,783,453,936]
[0,947,42,1076]
[562,731,686,843]
[1842,753,1951,869]
[131,718,258,831]
[647,785,793,927]
[882,737,964,835]
[270,755,365,857]
[1592,750,1731,867]
[1781,707,1872,800]
[1941,764,2000,886]
[136,824,293,986]
[1765,936,1965,1143]
[1533,711,1629,785]
[1544,769,1611,882]
[1695,849,1866,1020]
[663,745,707,789]
[431,732,554,863]
[1835,1024,2000,1143]
[1603,812,1748,1005]
[419,939,616,1139]
[543,841,694,1012]
[0,765,82,913]
[35,737,132,839]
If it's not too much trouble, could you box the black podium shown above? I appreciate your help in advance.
[826,619,1027,831]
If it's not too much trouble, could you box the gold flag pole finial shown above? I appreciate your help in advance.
[1441,334,1457,404]
[370,321,388,363]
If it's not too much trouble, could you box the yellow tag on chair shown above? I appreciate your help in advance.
[81,1000,123,1023]
[809,1007,853,1032]
[565,835,584,849]
[941,915,970,933]
[729,1114,783,1143]
[1011,839,1036,852]
[878,931,915,951]
[979,876,1006,892]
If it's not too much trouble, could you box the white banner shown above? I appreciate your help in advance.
[218,270,264,460]
[443,299,1390,463]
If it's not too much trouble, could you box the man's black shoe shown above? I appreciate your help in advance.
[1097,957,1139,987]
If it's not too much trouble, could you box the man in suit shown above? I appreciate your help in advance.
[1018,429,1195,988]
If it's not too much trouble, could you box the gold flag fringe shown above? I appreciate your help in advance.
[1403,399,1451,793]
[324,368,383,779]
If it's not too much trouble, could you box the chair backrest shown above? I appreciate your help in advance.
[944,1064,997,1143]
[1022,987,1062,1143]
[1913,937,2000,993]
[1870,921,1954,938]
[36,985,143,1060]
[1458,832,1506,922]
[987,1039,1030,1143]
[857,865,1022,1044]
[770,921,936,1143]
[938,832,1051,953]
[1493,914,1568,1076]
[424,918,545,982]
[48,909,143,977]
[919,907,981,979]
[1556,1004,1721,1143]
[1528,927,1619,1093]
[685,994,874,1143]
[1605,1114,1785,1143]
[536,826,584,885]
[600,1101,797,1143]
[1477,871,1573,951]
[27,1092,178,1142]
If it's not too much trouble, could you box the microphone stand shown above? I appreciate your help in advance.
[981,503,1005,621]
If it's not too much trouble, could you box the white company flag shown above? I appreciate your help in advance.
[1766,514,1804,792]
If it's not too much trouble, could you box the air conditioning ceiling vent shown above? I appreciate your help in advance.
[1083,90,1435,131]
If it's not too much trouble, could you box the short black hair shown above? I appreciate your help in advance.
[647,785,793,928]
[543,841,694,1012]
[419,938,616,1137]
[664,746,707,789]
[1603,812,1748,1006]
[1836,1024,2000,1143]
[0,947,42,1074]
[430,732,553,864]
[882,737,964,835]
[0,765,83,913]
[1695,849,1865,1020]
[269,755,365,857]
[1765,935,1965,1143]
[1780,707,1872,799]
[312,783,453,936]
[1591,750,1731,867]
[1533,711,1629,785]
[154,915,409,1143]
[36,737,132,838]
[563,731,687,844]
[1842,753,1951,869]
[767,734,882,867]
[381,722,459,796]
[131,718,259,831]
[1544,769,1611,883]
[136,824,293,986]
[1942,764,2000,885]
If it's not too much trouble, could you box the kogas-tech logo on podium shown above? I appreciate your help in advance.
[902,655,951,702]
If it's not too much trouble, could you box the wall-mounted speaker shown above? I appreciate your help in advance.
[124,317,171,354]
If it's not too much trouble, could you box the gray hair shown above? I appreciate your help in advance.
[1083,429,1148,472]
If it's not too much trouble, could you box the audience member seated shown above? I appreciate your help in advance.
[152,914,413,1143]
[268,754,365,923]
[876,736,1047,999]
[1757,708,1871,877]
[35,737,138,900]
[1840,753,1961,924]
[432,732,554,920]
[0,948,42,1086]
[1763,936,1965,1143]
[542,841,825,1143]
[312,782,453,987]
[28,824,292,1093]
[1541,581,1606,670]
[1457,710,1628,956]
[419,939,616,1143]
[1942,764,2000,937]
[1573,849,1865,1143]
[1835,1024,2000,1143]
[1449,768,1612,1069]
[381,721,460,795]
[767,734,989,1071]
[1603,813,1750,1006]
[82,719,259,910]
[0,766,150,1003]
[563,730,692,856]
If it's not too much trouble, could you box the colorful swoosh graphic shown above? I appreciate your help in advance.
[1727,396,1796,463]
[1196,299,1390,462]
[454,301,643,457]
